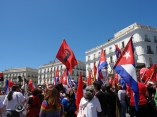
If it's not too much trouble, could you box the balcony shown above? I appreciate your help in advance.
[147,50,154,54]
[144,38,151,42]
[109,50,114,54]
[154,39,157,43]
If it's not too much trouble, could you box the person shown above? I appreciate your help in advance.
[55,83,65,101]
[38,88,44,105]
[101,85,106,93]
[39,87,64,117]
[62,88,76,117]
[26,88,41,117]
[0,99,4,115]
[3,85,26,117]
[72,86,77,99]
[146,81,156,117]
[127,81,149,117]
[153,82,157,117]
[117,84,126,117]
[79,85,102,117]
[104,84,116,117]
[93,81,106,117]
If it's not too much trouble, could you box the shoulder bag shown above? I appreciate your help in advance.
[77,101,89,117]
[15,94,24,112]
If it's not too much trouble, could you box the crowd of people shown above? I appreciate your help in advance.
[0,77,157,117]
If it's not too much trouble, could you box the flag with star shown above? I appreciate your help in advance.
[96,48,108,83]
[114,35,139,111]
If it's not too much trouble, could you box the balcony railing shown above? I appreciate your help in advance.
[154,39,157,43]
[144,38,151,42]
[147,50,154,54]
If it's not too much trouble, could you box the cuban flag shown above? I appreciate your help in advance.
[53,73,57,86]
[114,44,121,59]
[113,36,139,110]
[55,67,59,82]
[96,48,108,83]
[60,69,73,88]
[71,80,77,86]
[5,80,9,94]
[66,69,73,88]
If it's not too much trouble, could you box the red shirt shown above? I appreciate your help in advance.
[128,82,148,106]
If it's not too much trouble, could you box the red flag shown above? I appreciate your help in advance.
[76,72,83,111]
[56,39,78,74]
[151,72,157,82]
[87,71,92,85]
[93,62,97,81]
[0,73,4,81]
[8,80,15,87]
[60,69,67,85]
[149,64,157,82]
[144,64,156,84]
[28,79,35,90]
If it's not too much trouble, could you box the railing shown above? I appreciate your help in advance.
[144,38,151,42]
[154,39,157,43]
[147,50,154,54]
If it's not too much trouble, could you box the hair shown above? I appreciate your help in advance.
[55,83,64,92]
[7,85,19,101]
[117,84,122,90]
[93,81,101,91]
[44,88,59,109]
[31,88,39,96]
[65,88,75,100]
[105,84,112,92]
[101,85,106,92]
[83,84,86,89]
[84,85,95,101]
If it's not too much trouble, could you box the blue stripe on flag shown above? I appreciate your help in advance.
[114,65,139,110]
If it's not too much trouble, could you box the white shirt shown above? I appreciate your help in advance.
[3,92,25,110]
[0,99,3,108]
[79,97,102,117]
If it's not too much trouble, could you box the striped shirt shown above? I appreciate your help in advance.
[39,100,64,117]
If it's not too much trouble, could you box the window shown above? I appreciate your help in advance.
[149,57,153,66]
[93,54,96,59]
[61,66,62,70]
[88,56,90,61]
[54,67,56,71]
[122,41,125,48]
[109,47,112,53]
[110,56,113,63]
[72,71,74,76]
[104,49,106,55]
[154,36,157,42]
[145,35,151,42]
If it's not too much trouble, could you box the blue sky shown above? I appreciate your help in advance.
[0,0,157,71]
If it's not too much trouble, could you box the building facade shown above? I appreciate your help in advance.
[0,67,38,89]
[38,60,86,85]
[85,22,157,76]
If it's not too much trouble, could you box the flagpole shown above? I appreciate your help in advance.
[140,70,147,81]
[144,69,155,84]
